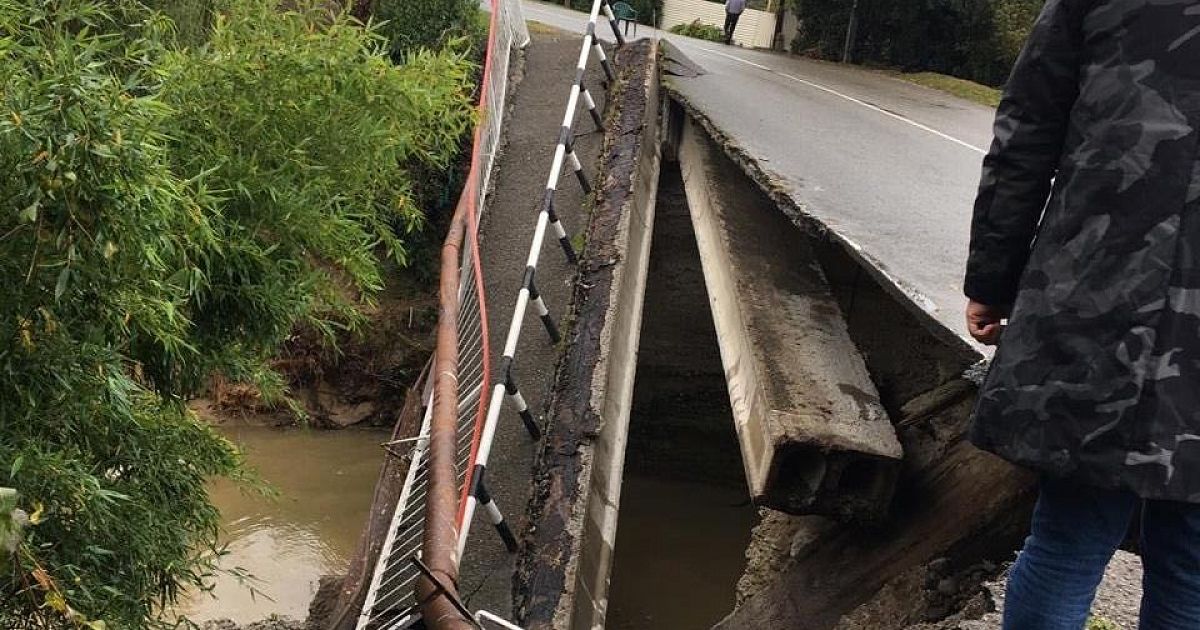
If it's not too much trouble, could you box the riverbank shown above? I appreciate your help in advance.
[194,266,437,430]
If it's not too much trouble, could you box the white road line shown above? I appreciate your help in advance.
[681,43,988,155]
[521,0,988,154]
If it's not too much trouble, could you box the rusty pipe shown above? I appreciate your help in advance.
[418,195,476,630]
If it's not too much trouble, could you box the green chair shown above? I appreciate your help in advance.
[612,1,638,37]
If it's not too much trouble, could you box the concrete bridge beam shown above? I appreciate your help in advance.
[677,118,903,520]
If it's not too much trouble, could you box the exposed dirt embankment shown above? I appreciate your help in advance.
[194,270,437,429]
[202,619,305,630]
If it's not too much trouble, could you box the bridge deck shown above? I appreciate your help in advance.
[455,25,609,618]
[658,40,993,356]
[679,118,902,519]
[525,0,996,355]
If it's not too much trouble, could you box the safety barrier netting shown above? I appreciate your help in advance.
[355,0,529,627]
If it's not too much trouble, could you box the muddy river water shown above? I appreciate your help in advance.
[179,425,386,624]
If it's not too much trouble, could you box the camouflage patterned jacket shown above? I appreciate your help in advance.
[966,0,1200,501]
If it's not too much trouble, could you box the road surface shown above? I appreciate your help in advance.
[522,0,998,354]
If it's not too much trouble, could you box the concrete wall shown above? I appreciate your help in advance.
[569,46,662,630]
[661,0,777,48]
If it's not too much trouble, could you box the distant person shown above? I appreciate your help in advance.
[964,0,1200,628]
[723,0,745,45]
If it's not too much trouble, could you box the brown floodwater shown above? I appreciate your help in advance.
[178,425,387,624]
[605,164,759,629]
[606,475,757,629]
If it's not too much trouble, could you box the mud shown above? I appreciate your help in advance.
[201,620,305,630]
[196,270,437,429]
[735,510,834,606]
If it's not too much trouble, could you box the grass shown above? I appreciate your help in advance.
[527,20,565,35]
[897,71,1002,108]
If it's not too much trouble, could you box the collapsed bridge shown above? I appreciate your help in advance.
[325,3,1036,629]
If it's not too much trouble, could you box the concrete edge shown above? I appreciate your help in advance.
[515,39,660,630]
[676,117,901,520]
[657,43,980,363]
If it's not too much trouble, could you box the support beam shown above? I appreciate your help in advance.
[678,119,902,520]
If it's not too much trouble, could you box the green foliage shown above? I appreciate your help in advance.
[159,0,476,387]
[0,1,241,624]
[991,0,1044,67]
[374,0,478,60]
[900,71,1002,107]
[790,0,1045,87]
[144,0,216,46]
[669,19,725,42]
[0,0,475,626]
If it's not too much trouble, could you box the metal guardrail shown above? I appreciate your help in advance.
[358,0,626,627]
[454,0,624,572]
[355,1,528,627]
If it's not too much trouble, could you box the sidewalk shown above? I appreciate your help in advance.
[456,22,610,618]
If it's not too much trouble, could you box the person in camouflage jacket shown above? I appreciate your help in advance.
[965,0,1200,627]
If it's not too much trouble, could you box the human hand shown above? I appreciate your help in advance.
[966,300,1008,346]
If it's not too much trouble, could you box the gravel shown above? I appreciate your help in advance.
[200,618,305,630]
[914,551,1144,629]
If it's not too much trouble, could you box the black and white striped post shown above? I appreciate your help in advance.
[456,0,621,558]
[601,0,628,48]
[472,471,518,552]
[503,357,541,440]
[528,276,560,344]
[588,21,617,86]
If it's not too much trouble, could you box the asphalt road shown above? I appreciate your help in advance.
[521,0,998,354]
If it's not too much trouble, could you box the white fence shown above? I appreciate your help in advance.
[661,0,778,48]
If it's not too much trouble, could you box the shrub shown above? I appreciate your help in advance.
[144,0,216,46]
[790,0,1045,87]
[374,0,478,60]
[670,19,725,42]
[0,0,475,626]
[159,0,476,385]
[0,0,241,625]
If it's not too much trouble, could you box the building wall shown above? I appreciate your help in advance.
[661,0,777,48]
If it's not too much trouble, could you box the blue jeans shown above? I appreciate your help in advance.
[1004,477,1200,629]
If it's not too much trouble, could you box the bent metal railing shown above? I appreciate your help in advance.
[355,0,528,627]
